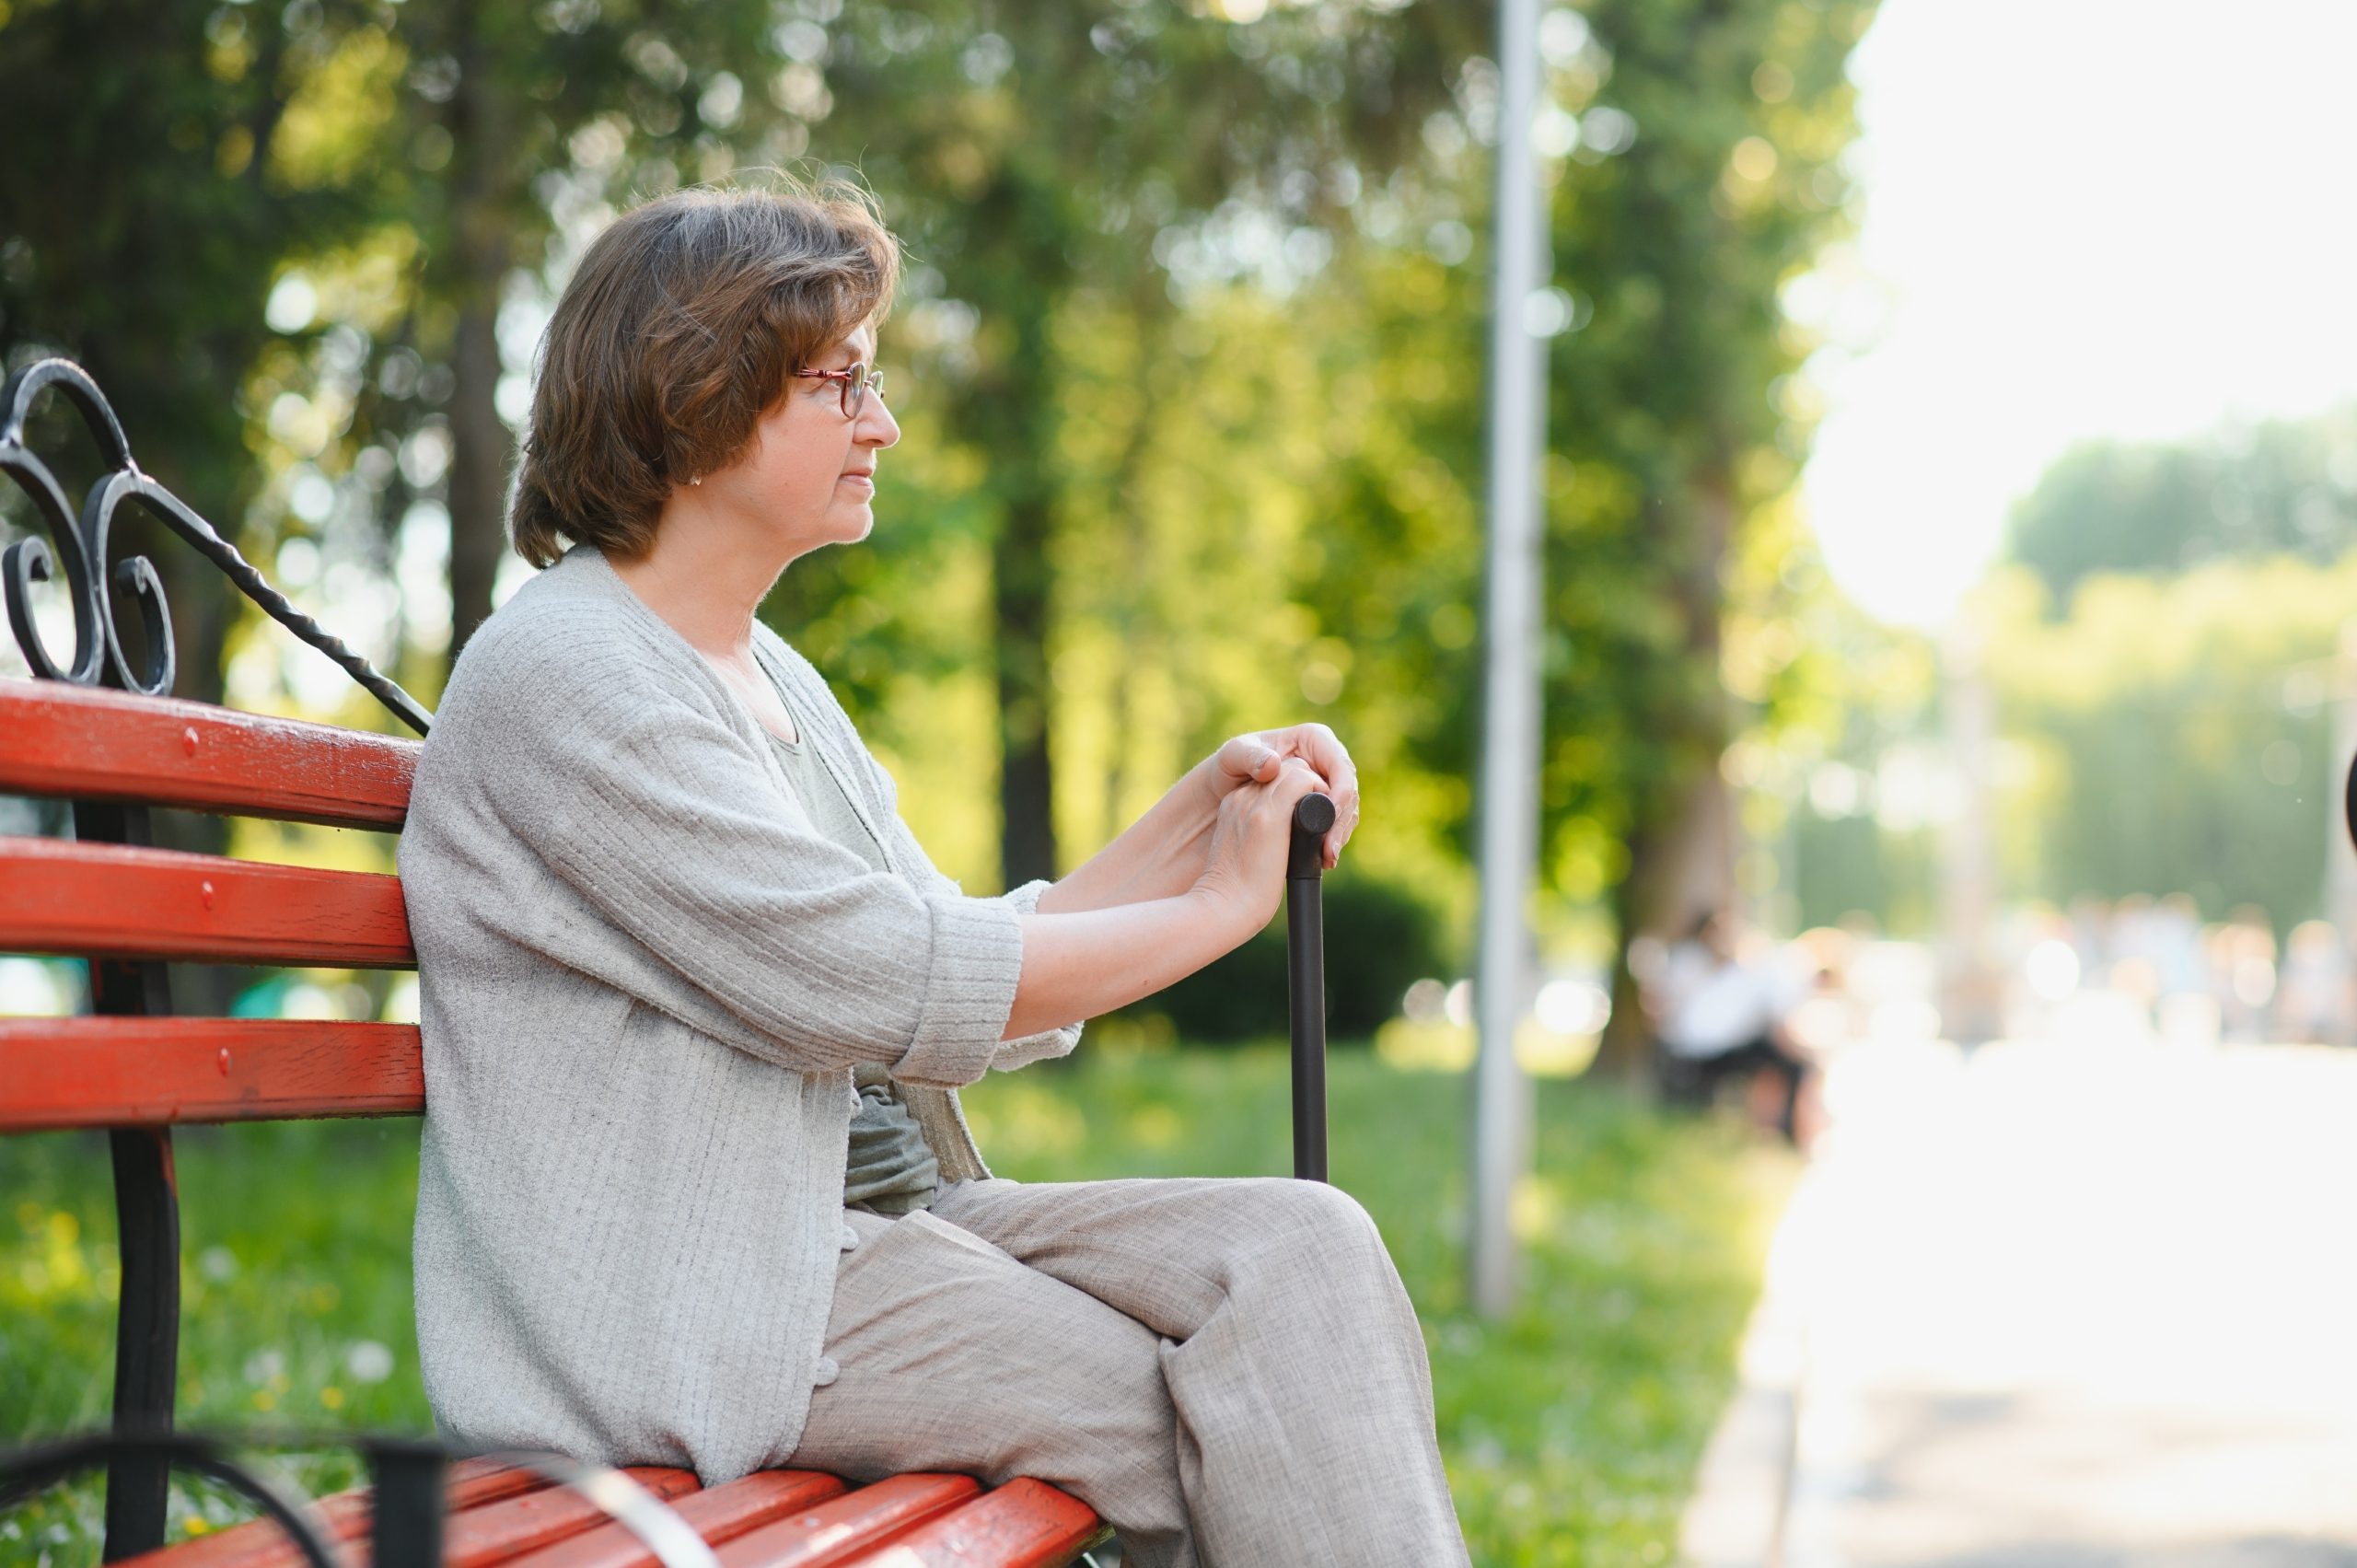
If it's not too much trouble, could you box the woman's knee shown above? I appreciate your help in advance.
[1234,1177,1391,1277]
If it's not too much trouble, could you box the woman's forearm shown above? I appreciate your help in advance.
[1004,889,1239,1040]
[1033,759,1220,915]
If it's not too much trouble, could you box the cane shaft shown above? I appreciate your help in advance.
[1286,794,1337,1183]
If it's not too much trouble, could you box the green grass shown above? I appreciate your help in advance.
[1,1045,1792,1567]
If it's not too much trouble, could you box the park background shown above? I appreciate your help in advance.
[5,0,2357,1563]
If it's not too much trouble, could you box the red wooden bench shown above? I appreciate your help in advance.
[0,674,1109,1568]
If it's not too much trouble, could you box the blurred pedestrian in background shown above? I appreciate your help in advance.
[1642,910,1821,1146]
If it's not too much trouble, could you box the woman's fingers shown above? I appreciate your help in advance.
[1214,724,1364,870]
[1262,722,1360,868]
[1212,734,1285,787]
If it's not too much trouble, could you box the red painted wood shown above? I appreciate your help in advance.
[442,1459,553,1514]
[842,1479,1105,1568]
[0,837,413,968]
[510,1471,847,1568]
[714,1475,981,1568]
[0,677,416,829]
[0,1016,425,1130]
[440,1460,557,1515]
[112,1458,547,1568]
[340,1467,701,1568]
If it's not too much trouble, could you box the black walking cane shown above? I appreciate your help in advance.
[1287,793,1337,1183]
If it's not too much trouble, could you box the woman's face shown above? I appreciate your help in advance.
[707,322,900,553]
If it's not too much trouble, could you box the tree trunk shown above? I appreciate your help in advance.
[966,180,1069,893]
[441,0,513,668]
[1099,301,1167,850]
[1597,470,1739,1082]
[994,488,1057,889]
[447,297,506,660]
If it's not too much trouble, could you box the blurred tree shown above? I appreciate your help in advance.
[2,0,1881,1063]
[0,0,815,695]
[2007,409,2357,608]
[287,0,813,668]
[0,0,399,1014]
[379,0,837,665]
[1532,0,1878,1076]
[0,0,378,705]
[1978,557,2353,932]
[794,0,1485,889]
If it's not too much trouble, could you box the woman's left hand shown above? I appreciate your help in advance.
[1206,724,1361,871]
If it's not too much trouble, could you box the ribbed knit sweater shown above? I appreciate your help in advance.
[398,543,1082,1482]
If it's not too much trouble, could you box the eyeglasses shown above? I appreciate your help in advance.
[793,361,886,420]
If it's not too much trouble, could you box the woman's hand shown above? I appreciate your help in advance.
[1014,749,1338,1030]
[1033,722,1364,918]
[1192,755,1337,937]
[1203,723,1362,871]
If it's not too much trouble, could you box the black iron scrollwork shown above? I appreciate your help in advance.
[0,1431,345,1568]
[0,1434,727,1568]
[0,358,432,735]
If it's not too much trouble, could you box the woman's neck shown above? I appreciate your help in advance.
[609,510,792,658]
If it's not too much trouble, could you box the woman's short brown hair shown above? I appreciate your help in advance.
[510,175,900,568]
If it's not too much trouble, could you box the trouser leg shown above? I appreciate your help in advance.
[931,1175,1470,1568]
[787,1206,1199,1568]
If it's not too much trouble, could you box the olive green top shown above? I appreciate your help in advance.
[760,673,942,1217]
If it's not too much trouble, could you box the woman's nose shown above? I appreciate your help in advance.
[856,393,900,449]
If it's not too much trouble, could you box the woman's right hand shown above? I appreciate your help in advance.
[1012,755,1333,1040]
[1191,755,1330,939]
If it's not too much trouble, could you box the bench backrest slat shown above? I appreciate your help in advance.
[0,676,418,830]
[0,837,414,969]
[0,1016,425,1130]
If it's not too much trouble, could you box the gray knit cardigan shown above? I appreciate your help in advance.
[398,543,1082,1482]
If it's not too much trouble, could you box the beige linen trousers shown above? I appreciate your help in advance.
[790,1174,1471,1568]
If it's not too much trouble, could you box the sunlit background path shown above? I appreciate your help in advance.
[1690,1038,2357,1566]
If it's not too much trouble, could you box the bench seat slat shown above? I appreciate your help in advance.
[507,1472,847,1568]
[0,1016,424,1130]
[353,1467,701,1568]
[0,676,418,830]
[112,1458,546,1568]
[847,1479,1105,1568]
[0,837,414,968]
[714,1475,980,1568]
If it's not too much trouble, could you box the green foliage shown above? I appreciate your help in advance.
[1,0,1877,1024]
[0,1052,1787,1568]
[762,0,1488,886]
[0,0,392,713]
[0,1121,426,1563]
[1542,0,1875,819]
[1767,542,2357,939]
[1978,558,2352,927]
[1116,872,1457,1043]
[2007,409,2357,604]
[1738,595,1943,935]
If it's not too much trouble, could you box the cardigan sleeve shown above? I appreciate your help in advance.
[848,742,1086,1073]
[752,623,1085,1072]
[484,650,1027,1089]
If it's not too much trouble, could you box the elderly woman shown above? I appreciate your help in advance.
[398,180,1468,1568]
